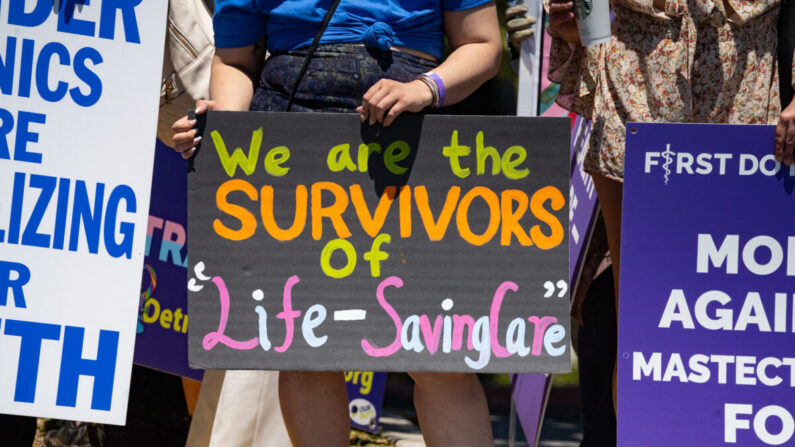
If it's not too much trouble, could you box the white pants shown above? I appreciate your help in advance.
[187,370,291,447]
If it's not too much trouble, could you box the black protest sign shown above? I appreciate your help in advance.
[188,112,570,373]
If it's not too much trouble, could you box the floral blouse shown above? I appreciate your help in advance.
[549,0,782,181]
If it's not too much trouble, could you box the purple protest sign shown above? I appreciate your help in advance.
[568,116,597,291]
[514,115,597,445]
[134,140,202,380]
[345,371,387,433]
[619,123,795,446]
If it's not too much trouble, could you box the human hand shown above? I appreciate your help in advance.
[548,0,581,45]
[357,79,434,127]
[505,5,536,49]
[171,100,222,159]
[775,98,795,167]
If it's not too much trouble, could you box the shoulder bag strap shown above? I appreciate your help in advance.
[285,0,344,111]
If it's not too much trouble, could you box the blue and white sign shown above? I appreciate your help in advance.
[0,0,167,424]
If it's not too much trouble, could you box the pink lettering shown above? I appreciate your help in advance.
[419,315,443,355]
[147,216,164,236]
[361,276,403,357]
[528,316,558,356]
[490,281,517,358]
[163,220,186,245]
[202,276,258,351]
[275,275,301,353]
[452,314,476,351]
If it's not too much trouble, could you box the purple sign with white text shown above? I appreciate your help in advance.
[619,123,795,446]
[568,116,597,291]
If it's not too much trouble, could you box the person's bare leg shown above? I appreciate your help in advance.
[279,371,349,447]
[409,372,493,447]
[182,377,202,416]
[591,173,623,410]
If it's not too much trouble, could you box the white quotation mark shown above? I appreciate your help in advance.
[543,280,569,298]
[188,261,211,292]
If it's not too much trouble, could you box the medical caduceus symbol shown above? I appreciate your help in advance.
[662,144,675,185]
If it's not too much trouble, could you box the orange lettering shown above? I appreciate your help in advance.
[260,185,308,241]
[399,185,412,238]
[500,190,533,246]
[214,179,258,241]
[350,184,396,238]
[456,187,500,246]
[311,182,352,240]
[529,186,565,250]
[414,186,460,241]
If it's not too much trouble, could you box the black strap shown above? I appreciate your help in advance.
[780,0,795,107]
[285,0,343,111]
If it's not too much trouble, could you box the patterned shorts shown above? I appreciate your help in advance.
[251,44,441,114]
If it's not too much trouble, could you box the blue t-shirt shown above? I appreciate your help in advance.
[213,0,493,61]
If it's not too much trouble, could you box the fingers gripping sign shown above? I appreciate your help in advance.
[775,99,795,167]
[171,100,223,159]
[357,79,434,127]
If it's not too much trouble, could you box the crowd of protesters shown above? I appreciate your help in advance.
[3,0,793,446]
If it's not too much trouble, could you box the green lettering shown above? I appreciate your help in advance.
[476,131,501,176]
[384,141,410,175]
[357,143,382,172]
[502,145,529,179]
[320,238,357,279]
[327,144,357,172]
[363,233,391,277]
[211,128,262,177]
[264,146,291,177]
[442,130,470,178]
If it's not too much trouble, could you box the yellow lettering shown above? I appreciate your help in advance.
[212,128,262,177]
[160,309,174,330]
[442,130,470,178]
[476,131,500,176]
[327,144,357,172]
[384,141,410,175]
[142,298,160,324]
[264,146,291,177]
[358,143,381,172]
[320,238,357,279]
[502,145,529,179]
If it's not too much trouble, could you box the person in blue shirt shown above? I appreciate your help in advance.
[173,1,501,445]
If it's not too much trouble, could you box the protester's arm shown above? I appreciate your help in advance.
[208,45,265,110]
[437,4,502,103]
[172,44,265,157]
[775,98,795,167]
[358,3,501,126]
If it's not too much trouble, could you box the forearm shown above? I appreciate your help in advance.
[209,61,255,111]
[209,45,265,111]
[432,41,501,106]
